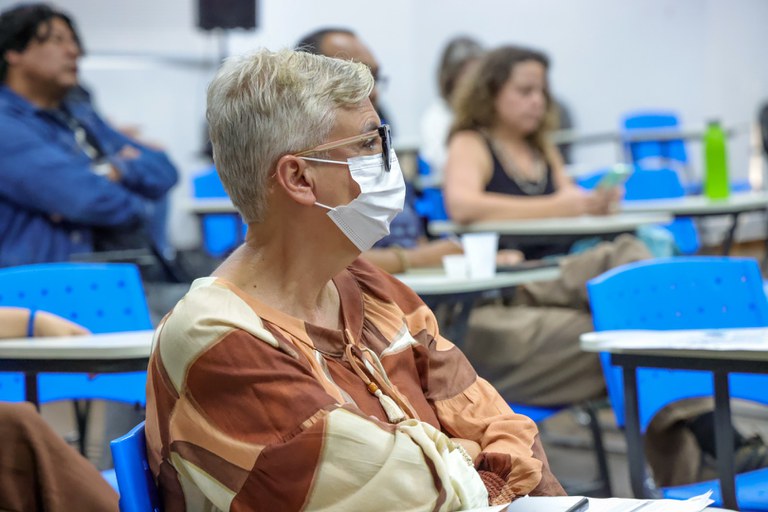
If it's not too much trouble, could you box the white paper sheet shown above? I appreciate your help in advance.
[585,491,714,512]
[463,491,714,512]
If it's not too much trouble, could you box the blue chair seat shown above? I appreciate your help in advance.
[509,404,561,423]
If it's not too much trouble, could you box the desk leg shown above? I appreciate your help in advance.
[25,372,39,410]
[446,298,474,347]
[623,365,653,499]
[424,296,475,347]
[763,209,768,272]
[713,372,738,510]
[721,212,741,255]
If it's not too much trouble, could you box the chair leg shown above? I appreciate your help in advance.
[72,399,91,456]
[583,401,613,497]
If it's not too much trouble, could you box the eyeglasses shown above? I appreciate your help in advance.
[296,124,392,172]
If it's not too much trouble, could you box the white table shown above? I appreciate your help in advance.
[549,124,745,147]
[395,267,561,345]
[395,267,560,296]
[187,198,237,215]
[0,330,154,406]
[621,192,768,255]
[581,328,768,510]
[622,192,768,217]
[429,212,671,237]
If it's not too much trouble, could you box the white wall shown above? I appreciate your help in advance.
[9,0,767,249]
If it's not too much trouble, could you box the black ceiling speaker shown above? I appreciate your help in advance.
[197,0,257,30]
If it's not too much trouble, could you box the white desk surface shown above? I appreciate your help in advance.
[549,124,745,145]
[580,327,768,362]
[429,212,671,236]
[621,191,768,216]
[187,198,237,215]
[395,267,560,295]
[0,330,154,360]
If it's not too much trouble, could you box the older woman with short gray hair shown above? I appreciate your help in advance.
[145,48,564,511]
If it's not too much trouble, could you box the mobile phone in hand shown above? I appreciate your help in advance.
[597,164,632,190]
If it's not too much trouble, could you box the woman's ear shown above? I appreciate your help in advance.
[4,49,21,67]
[273,154,317,206]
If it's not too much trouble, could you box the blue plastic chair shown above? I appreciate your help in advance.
[111,421,162,512]
[192,165,244,258]
[0,262,151,403]
[587,256,768,510]
[0,262,151,457]
[622,111,688,171]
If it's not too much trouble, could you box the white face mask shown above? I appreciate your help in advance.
[302,150,405,251]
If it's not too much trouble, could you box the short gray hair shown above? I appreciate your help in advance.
[207,48,374,223]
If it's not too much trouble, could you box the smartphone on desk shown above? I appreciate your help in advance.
[496,257,563,273]
[504,495,589,512]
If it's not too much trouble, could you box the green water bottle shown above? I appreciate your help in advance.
[703,120,730,200]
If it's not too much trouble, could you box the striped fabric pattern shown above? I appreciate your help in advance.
[145,258,542,511]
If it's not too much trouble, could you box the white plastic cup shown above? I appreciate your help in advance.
[461,232,498,279]
[442,254,468,279]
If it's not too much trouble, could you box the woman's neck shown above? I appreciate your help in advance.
[213,230,353,329]
[489,124,531,148]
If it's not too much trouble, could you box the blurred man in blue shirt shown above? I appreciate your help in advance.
[0,3,178,266]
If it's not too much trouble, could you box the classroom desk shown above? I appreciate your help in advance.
[395,267,561,345]
[429,212,671,240]
[550,125,745,146]
[187,197,237,215]
[0,330,154,407]
[621,192,768,255]
[581,328,768,510]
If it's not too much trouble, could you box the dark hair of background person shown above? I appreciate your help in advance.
[450,45,557,159]
[437,36,483,102]
[295,27,355,54]
[0,3,83,82]
[759,102,768,156]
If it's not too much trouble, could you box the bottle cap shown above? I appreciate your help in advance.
[707,119,721,126]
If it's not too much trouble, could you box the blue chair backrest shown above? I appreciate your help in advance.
[587,257,768,429]
[111,421,162,512]
[413,156,449,222]
[623,167,699,254]
[623,167,685,200]
[192,165,244,258]
[622,110,688,167]
[0,262,151,403]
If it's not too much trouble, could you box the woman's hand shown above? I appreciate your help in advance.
[592,186,624,215]
[496,249,524,267]
[450,437,482,463]
[34,311,90,337]
[552,186,602,216]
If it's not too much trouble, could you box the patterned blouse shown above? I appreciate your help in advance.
[145,258,543,511]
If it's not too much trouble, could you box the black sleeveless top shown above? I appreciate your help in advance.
[483,137,574,259]
[485,140,557,198]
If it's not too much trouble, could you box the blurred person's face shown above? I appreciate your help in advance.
[494,59,547,136]
[320,33,382,110]
[6,17,81,96]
